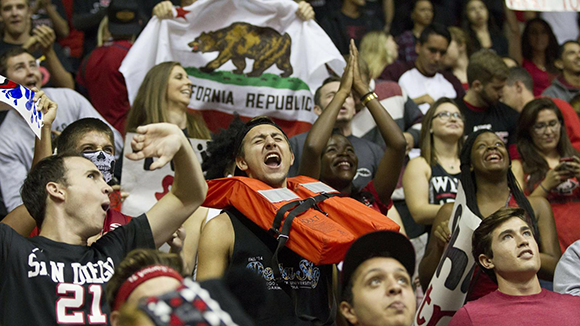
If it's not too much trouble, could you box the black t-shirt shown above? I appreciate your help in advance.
[0,214,154,326]
[30,0,68,31]
[227,208,333,326]
[458,98,520,148]
[319,9,383,54]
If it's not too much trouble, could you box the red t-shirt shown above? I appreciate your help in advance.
[523,59,556,97]
[76,40,132,134]
[449,289,580,326]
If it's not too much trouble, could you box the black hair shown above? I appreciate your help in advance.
[233,116,290,159]
[201,114,246,179]
[459,130,538,236]
[521,18,558,74]
[0,47,33,76]
[56,118,115,155]
[472,207,532,284]
[418,23,451,45]
[21,153,83,227]
[314,76,342,107]
[557,40,580,61]
[506,67,534,93]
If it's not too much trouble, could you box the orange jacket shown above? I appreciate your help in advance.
[203,176,400,265]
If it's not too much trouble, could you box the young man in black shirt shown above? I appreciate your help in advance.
[458,50,520,158]
[0,122,207,325]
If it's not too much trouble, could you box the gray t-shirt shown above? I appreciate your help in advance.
[288,132,383,190]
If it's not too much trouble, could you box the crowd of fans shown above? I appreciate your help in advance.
[2,0,580,325]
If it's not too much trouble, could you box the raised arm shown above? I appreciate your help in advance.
[1,90,57,236]
[403,157,442,225]
[351,43,406,204]
[419,203,453,290]
[126,123,207,248]
[529,196,561,281]
[298,48,354,178]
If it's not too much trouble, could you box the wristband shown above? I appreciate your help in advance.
[361,92,378,106]
[539,183,549,193]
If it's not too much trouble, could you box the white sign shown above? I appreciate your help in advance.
[506,0,580,11]
[414,182,482,326]
[121,132,208,217]
[0,76,40,138]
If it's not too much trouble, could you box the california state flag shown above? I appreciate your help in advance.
[120,0,344,137]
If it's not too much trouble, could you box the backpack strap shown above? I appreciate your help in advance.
[270,192,342,325]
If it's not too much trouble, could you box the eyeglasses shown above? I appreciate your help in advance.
[533,120,561,135]
[432,111,464,121]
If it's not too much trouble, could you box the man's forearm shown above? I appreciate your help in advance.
[32,123,52,167]
[171,135,207,209]
[45,5,70,38]
[43,49,74,89]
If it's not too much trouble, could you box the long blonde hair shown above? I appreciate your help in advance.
[125,61,211,139]
[360,31,397,80]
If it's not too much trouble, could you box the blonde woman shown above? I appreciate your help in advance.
[125,61,211,139]
[359,31,398,80]
[402,98,463,228]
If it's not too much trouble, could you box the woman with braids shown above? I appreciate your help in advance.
[419,129,560,300]
[299,41,407,232]
[512,98,580,253]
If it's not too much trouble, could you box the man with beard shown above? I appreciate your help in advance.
[458,50,520,158]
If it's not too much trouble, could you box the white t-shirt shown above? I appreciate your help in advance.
[398,68,457,114]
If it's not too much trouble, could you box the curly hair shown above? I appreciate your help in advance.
[201,114,246,179]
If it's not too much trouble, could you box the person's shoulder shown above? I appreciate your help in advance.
[374,81,403,99]
[380,61,414,82]
[495,101,519,116]
[407,156,430,170]
[544,288,580,302]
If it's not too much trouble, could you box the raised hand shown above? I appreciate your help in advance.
[32,26,56,54]
[31,87,57,127]
[350,40,370,97]
[296,1,314,21]
[152,0,174,19]
[125,123,186,170]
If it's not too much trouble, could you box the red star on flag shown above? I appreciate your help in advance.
[175,7,190,20]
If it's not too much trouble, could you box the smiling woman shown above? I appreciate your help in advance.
[512,98,580,253]
[125,61,211,139]
[419,129,561,300]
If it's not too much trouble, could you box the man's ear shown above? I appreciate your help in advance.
[515,80,524,93]
[479,253,494,270]
[415,42,422,55]
[235,155,249,172]
[340,301,358,325]
[289,150,295,166]
[471,80,483,92]
[109,310,120,326]
[46,181,65,202]
[555,59,564,70]
[314,105,323,116]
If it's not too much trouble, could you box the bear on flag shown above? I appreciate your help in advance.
[120,0,344,137]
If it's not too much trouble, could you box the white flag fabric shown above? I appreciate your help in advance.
[506,0,580,12]
[0,76,40,138]
[120,0,344,137]
[120,133,209,217]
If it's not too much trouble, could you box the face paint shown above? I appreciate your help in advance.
[82,151,116,183]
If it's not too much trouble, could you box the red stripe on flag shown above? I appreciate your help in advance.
[191,109,312,138]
